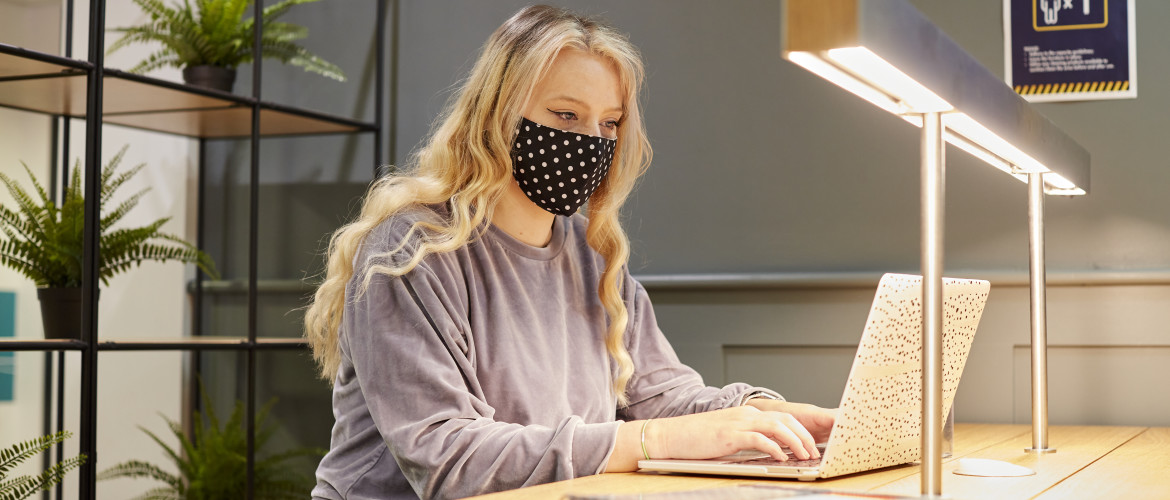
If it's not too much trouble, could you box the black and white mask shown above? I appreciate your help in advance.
[510,117,616,216]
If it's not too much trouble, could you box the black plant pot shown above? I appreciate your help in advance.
[36,287,83,340]
[182,65,237,93]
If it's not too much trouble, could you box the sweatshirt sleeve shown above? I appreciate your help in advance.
[619,279,784,421]
[342,256,621,499]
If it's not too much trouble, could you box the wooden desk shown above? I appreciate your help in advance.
[469,424,1170,499]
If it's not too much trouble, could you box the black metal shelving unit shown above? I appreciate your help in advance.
[0,1,393,498]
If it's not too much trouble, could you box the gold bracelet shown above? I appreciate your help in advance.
[640,419,652,460]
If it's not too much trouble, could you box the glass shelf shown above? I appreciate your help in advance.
[0,44,375,138]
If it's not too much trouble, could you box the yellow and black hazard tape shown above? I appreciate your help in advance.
[1014,81,1131,94]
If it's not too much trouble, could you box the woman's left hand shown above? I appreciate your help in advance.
[743,399,837,444]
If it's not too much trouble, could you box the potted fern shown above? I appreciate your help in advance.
[0,146,219,339]
[109,0,347,92]
[0,431,86,500]
[99,390,323,499]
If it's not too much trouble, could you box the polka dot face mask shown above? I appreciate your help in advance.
[510,117,616,216]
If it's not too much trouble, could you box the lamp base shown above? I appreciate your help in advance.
[1024,447,1057,454]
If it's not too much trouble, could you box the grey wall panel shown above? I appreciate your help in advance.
[651,281,1170,425]
[724,345,855,409]
[1012,346,1170,427]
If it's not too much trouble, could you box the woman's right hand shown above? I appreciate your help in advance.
[604,405,823,473]
[645,405,821,462]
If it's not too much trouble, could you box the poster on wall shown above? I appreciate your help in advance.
[1004,0,1136,102]
[0,292,13,402]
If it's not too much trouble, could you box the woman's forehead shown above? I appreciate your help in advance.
[533,48,624,111]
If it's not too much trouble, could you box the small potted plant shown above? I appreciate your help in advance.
[0,146,219,339]
[0,431,86,500]
[108,0,347,92]
[99,388,323,499]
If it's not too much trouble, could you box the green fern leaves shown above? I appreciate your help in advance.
[0,145,219,288]
[109,0,346,82]
[0,431,86,500]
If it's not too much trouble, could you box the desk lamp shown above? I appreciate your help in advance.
[781,0,1090,495]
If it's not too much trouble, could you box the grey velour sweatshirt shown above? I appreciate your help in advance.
[311,205,782,499]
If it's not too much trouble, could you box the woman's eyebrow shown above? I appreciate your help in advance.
[549,95,624,115]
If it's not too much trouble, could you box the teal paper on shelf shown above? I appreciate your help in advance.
[0,291,14,401]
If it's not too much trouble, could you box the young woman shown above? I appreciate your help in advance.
[306,5,835,499]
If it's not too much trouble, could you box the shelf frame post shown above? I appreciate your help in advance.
[78,0,108,497]
[245,0,263,497]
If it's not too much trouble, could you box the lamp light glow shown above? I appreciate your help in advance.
[1043,173,1086,195]
[943,113,1048,174]
[789,48,1084,194]
[943,130,1029,182]
[1043,172,1077,190]
[1046,187,1087,196]
[781,0,1088,194]
[788,51,908,115]
[905,114,1036,184]
[826,47,953,113]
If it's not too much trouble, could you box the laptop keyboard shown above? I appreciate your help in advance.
[734,452,824,468]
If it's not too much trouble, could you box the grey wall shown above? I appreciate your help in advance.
[392,1,1170,427]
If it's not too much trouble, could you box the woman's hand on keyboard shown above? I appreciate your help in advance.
[743,400,837,444]
[645,405,823,462]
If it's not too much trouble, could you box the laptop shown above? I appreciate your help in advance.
[638,273,990,481]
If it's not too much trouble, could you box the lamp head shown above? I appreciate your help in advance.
[782,0,1090,195]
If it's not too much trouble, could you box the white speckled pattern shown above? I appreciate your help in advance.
[818,273,990,478]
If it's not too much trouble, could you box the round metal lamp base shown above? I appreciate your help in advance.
[1024,447,1057,454]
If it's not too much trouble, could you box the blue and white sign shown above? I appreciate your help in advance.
[1004,0,1136,102]
[0,292,14,402]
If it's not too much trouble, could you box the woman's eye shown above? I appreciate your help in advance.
[551,110,576,121]
[602,120,619,130]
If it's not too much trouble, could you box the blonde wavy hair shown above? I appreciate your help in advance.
[304,5,652,405]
